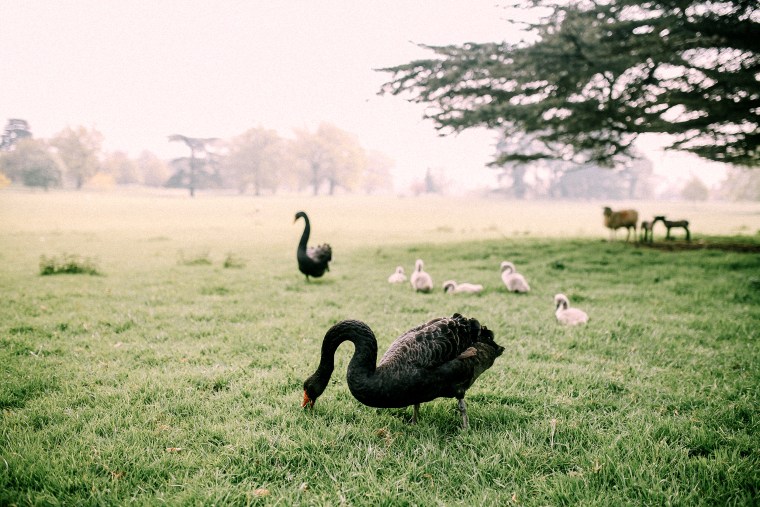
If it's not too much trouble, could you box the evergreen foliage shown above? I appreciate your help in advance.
[379,0,760,167]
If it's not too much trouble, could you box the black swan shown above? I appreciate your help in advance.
[301,313,504,429]
[294,211,332,281]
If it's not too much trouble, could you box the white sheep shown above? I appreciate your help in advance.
[410,259,433,293]
[603,207,639,242]
[554,293,588,326]
[500,261,530,293]
[387,266,407,284]
[442,280,483,294]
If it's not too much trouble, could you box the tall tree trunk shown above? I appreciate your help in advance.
[189,147,197,198]
[311,163,320,196]
[512,166,527,199]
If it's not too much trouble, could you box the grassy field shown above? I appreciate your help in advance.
[1,190,759,505]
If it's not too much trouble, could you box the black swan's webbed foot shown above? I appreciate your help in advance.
[458,398,469,430]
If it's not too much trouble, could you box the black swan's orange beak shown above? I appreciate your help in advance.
[302,390,314,409]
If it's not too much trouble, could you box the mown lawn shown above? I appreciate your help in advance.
[1,192,759,505]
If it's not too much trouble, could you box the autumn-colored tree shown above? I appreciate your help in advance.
[223,127,286,195]
[101,151,140,185]
[137,151,171,187]
[293,127,329,195]
[316,124,366,195]
[50,126,103,189]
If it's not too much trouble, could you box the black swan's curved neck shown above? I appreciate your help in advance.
[308,320,378,400]
[297,214,310,252]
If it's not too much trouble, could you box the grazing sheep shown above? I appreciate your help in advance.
[554,294,588,326]
[652,215,690,241]
[388,266,407,284]
[443,280,484,294]
[603,207,638,242]
[500,261,530,293]
[640,220,653,243]
[410,259,433,293]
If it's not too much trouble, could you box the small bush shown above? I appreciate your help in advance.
[178,250,212,266]
[39,254,101,276]
[223,252,246,269]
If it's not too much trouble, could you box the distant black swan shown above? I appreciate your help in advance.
[301,313,503,429]
[294,211,332,281]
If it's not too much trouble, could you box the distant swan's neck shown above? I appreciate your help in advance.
[298,216,311,251]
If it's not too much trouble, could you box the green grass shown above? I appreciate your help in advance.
[1,191,759,505]
[39,253,101,276]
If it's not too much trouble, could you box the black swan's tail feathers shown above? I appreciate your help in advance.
[477,325,503,355]
[447,337,503,393]
[452,313,503,354]
[308,244,332,263]
[451,314,504,384]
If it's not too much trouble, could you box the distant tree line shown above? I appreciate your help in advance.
[0,119,394,196]
[1,118,758,200]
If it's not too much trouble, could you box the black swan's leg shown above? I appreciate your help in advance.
[458,398,469,430]
[411,404,419,425]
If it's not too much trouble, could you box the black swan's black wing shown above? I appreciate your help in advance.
[378,313,501,371]
[364,314,502,407]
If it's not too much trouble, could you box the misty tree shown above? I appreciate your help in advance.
[720,166,760,201]
[409,167,450,195]
[137,151,171,187]
[490,129,656,198]
[167,135,220,197]
[380,0,760,168]
[50,126,103,189]
[551,165,631,199]
[492,132,544,199]
[223,127,285,195]
[681,176,710,201]
[101,151,140,185]
[318,124,366,195]
[362,150,395,194]
[0,119,32,151]
[0,138,62,190]
[294,124,366,195]
[620,155,655,199]
[293,127,328,195]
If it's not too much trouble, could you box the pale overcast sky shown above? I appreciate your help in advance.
[0,1,728,192]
